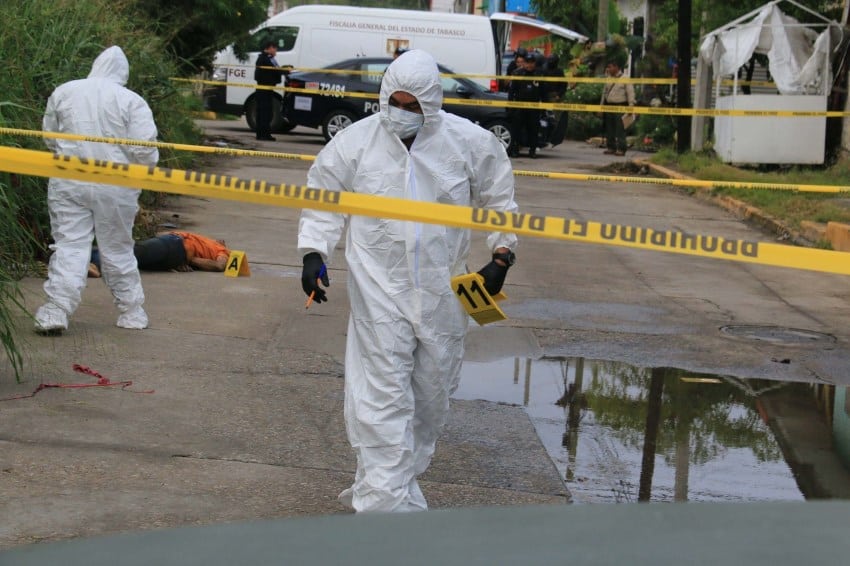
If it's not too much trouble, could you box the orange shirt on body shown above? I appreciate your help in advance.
[173,231,230,261]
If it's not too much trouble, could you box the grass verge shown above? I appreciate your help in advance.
[649,149,850,231]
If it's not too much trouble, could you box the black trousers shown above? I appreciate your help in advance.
[92,234,186,271]
[603,110,626,152]
[255,89,274,138]
[509,109,540,155]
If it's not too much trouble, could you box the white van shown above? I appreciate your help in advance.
[205,5,499,132]
[204,5,585,133]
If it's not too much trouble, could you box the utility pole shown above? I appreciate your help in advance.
[598,0,609,42]
[677,0,693,153]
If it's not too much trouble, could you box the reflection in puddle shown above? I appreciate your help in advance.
[454,358,850,503]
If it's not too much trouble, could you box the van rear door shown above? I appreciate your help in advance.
[490,19,509,76]
[489,13,589,46]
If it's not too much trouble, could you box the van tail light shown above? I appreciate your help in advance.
[490,79,499,92]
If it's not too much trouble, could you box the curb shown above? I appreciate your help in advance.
[825,221,850,251]
[635,159,822,248]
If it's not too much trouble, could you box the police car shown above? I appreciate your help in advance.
[282,57,514,147]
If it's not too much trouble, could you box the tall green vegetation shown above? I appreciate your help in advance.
[0,0,207,381]
[0,177,33,379]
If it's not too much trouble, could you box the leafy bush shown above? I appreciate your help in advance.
[564,83,603,140]
[634,113,677,147]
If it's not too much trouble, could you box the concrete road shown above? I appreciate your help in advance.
[198,118,850,384]
[1,117,848,548]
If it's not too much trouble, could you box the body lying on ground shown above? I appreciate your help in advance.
[90,231,230,276]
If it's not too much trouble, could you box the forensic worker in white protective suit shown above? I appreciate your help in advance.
[34,46,159,334]
[297,50,519,512]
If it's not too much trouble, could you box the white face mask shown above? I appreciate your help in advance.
[386,105,424,139]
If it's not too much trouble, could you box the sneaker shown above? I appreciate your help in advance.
[603,149,616,154]
[34,303,68,336]
[116,307,149,330]
[338,487,354,510]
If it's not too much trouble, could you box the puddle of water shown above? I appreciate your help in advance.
[454,357,850,503]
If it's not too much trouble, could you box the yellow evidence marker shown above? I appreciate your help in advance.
[224,250,251,277]
[451,272,507,325]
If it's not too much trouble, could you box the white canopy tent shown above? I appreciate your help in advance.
[691,0,843,163]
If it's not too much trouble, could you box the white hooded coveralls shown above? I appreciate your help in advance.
[297,50,519,512]
[36,46,159,330]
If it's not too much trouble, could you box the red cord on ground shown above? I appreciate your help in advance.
[0,364,154,401]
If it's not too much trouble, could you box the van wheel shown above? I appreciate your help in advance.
[245,95,292,133]
[322,110,357,142]
[486,120,512,150]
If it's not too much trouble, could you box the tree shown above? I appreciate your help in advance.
[132,0,269,74]
[533,0,622,40]
[652,0,844,54]
[134,0,441,73]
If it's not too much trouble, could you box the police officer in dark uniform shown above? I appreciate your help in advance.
[254,39,286,141]
[507,51,546,158]
[505,47,528,78]
[500,47,527,92]
[543,53,568,147]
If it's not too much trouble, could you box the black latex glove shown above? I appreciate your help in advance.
[477,260,509,296]
[301,252,329,303]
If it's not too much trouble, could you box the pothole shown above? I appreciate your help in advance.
[720,325,836,347]
[596,161,650,175]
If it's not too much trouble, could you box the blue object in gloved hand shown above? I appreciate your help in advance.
[477,261,509,296]
[302,252,330,303]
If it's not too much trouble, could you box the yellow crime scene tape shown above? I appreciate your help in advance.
[3,126,846,194]
[0,126,312,163]
[1,145,849,277]
[512,169,850,194]
[175,76,839,118]
[215,67,775,87]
